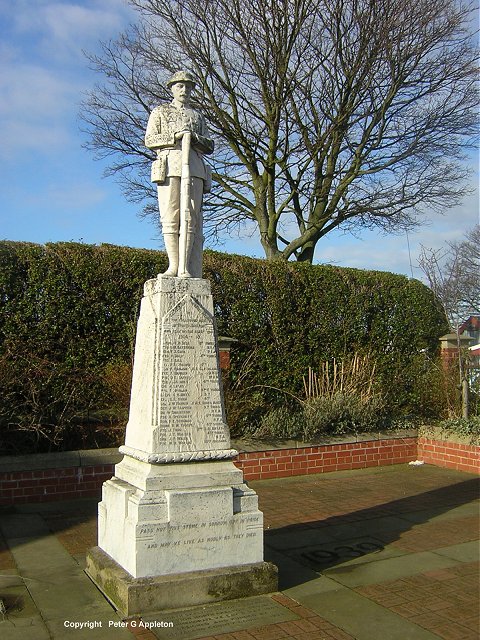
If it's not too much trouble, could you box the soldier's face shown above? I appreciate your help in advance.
[171,82,193,105]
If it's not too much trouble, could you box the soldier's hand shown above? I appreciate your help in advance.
[175,130,190,141]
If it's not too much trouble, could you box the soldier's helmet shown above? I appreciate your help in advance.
[166,71,197,89]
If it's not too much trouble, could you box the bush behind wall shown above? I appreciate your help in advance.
[0,241,449,453]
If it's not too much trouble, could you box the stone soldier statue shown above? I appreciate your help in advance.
[145,71,214,278]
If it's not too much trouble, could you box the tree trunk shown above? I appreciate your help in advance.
[295,242,316,264]
[462,377,469,419]
[261,238,283,261]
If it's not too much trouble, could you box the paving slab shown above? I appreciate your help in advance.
[144,595,299,640]
[46,614,133,640]
[0,514,50,539]
[0,464,478,640]
[322,549,462,587]
[24,572,116,621]
[433,540,480,563]
[4,534,77,575]
[264,546,320,589]
[399,501,480,524]
[265,526,337,550]
[0,581,132,640]
[284,574,345,600]
[0,584,45,625]
[0,584,50,640]
[300,586,442,640]
[1,514,129,640]
[0,623,51,640]
[0,571,23,588]
[287,535,407,574]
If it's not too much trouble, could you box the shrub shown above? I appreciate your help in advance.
[438,416,480,443]
[301,354,387,437]
[0,346,117,454]
[206,253,448,431]
[254,406,305,440]
[0,241,449,452]
[303,393,387,438]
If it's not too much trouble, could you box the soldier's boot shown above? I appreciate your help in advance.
[162,233,179,276]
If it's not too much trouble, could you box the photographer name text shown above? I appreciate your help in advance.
[64,620,173,630]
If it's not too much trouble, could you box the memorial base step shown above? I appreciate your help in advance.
[85,546,278,616]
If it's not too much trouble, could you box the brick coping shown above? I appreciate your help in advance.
[1,429,478,473]
[0,431,419,472]
[417,424,479,446]
[0,447,124,473]
[0,432,477,505]
[232,428,420,452]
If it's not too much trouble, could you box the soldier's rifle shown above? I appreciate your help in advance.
[178,131,192,277]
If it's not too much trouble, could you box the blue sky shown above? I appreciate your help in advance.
[1,0,478,279]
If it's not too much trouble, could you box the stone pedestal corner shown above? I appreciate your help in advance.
[95,459,266,580]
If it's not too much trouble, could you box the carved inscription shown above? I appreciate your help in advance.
[153,295,229,452]
[137,516,261,551]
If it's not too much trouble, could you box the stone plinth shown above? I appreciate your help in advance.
[95,458,264,578]
[121,276,236,463]
[86,546,277,616]
[87,276,276,611]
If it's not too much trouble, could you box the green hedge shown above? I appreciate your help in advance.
[0,241,449,453]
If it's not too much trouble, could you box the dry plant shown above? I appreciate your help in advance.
[303,354,378,403]
[222,349,267,436]
[301,354,386,437]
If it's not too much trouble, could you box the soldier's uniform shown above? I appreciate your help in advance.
[145,71,214,277]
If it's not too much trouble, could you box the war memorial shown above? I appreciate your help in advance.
[85,71,277,615]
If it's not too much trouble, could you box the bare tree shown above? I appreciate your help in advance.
[418,225,480,328]
[419,225,480,418]
[81,0,479,263]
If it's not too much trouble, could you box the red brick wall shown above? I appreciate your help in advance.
[235,438,418,481]
[1,437,477,506]
[0,465,114,505]
[417,437,479,475]
[218,350,230,370]
[0,437,421,505]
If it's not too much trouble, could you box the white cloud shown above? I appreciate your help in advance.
[0,60,78,158]
[11,0,133,60]
[0,0,134,158]
[0,60,76,118]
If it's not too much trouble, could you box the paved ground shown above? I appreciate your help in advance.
[0,464,478,640]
